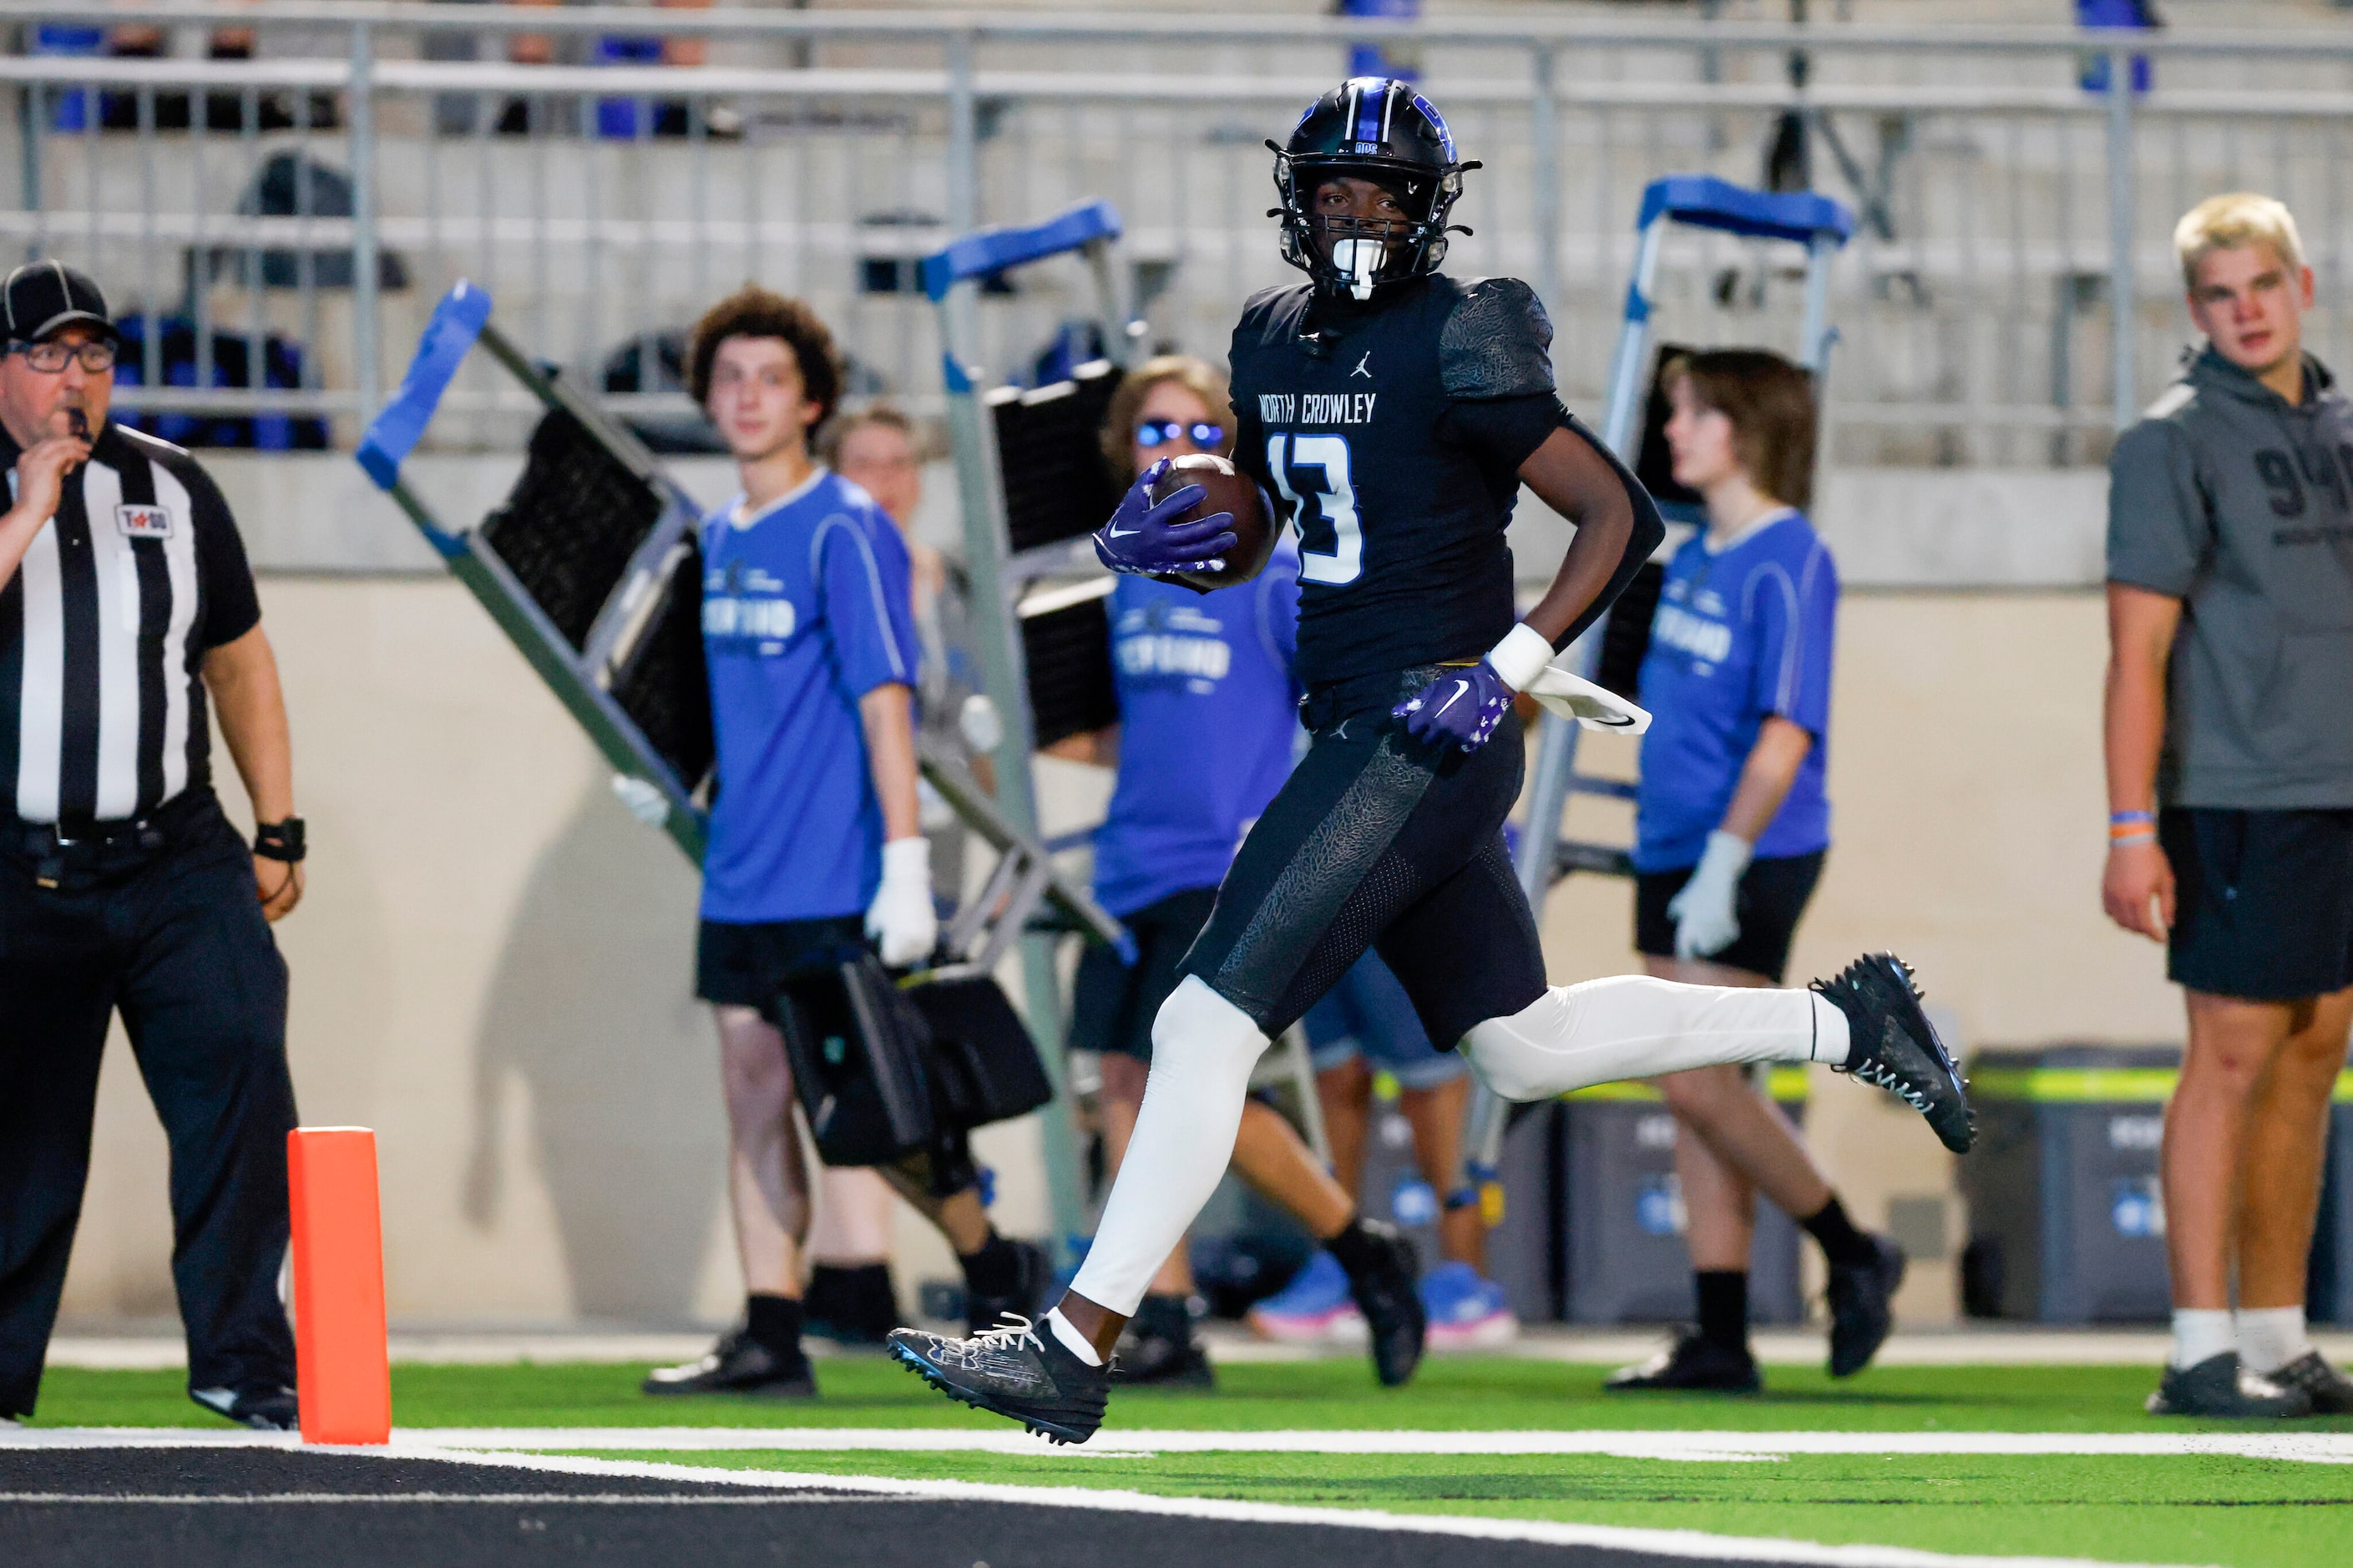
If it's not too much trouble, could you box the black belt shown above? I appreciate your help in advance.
[1298,662,1464,733]
[3,789,217,888]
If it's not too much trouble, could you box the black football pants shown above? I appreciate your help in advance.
[1180,664,1550,1052]
[0,793,298,1418]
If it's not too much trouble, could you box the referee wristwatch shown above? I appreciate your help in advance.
[253,818,307,863]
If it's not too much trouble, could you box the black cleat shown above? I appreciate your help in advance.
[964,1237,1053,1338]
[1605,1332,1762,1393]
[888,1315,1111,1444]
[190,1384,299,1431]
[1813,953,1975,1153]
[2146,1353,2311,1418]
[641,1327,817,1399]
[1337,1219,1427,1387]
[2268,1351,2353,1416]
[1826,1234,1907,1378]
[1112,1295,1217,1388]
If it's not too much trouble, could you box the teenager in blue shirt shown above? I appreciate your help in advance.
[1609,349,1900,1395]
[1059,356,1426,1388]
[640,288,1038,1399]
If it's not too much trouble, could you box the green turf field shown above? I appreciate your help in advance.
[25,1357,2353,1566]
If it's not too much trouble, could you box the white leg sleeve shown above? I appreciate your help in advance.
[1459,975,1850,1103]
[1068,976,1268,1317]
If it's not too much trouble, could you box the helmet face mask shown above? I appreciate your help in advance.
[1271,78,1475,301]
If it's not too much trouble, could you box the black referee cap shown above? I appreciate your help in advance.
[2,260,117,346]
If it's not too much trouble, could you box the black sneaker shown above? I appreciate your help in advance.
[1113,1296,1216,1388]
[2146,1353,2312,1418]
[1813,953,1975,1154]
[1605,1332,1762,1393]
[888,1314,1111,1445]
[2268,1351,2353,1416]
[965,1238,1052,1337]
[1826,1234,1907,1378]
[190,1384,299,1431]
[641,1327,817,1398]
[1337,1219,1427,1388]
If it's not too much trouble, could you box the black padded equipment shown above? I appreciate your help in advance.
[908,975,1055,1131]
[479,409,664,650]
[777,953,939,1167]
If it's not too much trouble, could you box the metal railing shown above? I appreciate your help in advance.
[10,3,2353,465]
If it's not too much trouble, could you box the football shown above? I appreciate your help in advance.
[1147,453,1278,591]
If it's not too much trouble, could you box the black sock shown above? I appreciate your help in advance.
[806,1262,898,1339]
[959,1232,1020,1302]
[1695,1271,1750,1353]
[745,1292,804,1359]
[1800,1194,1877,1270]
[1324,1214,1384,1279]
[1136,1292,1192,1338]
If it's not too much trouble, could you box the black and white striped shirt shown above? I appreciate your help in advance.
[0,423,261,826]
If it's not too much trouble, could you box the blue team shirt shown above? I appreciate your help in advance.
[699,468,919,923]
[1632,511,1838,873]
[1091,549,1304,918]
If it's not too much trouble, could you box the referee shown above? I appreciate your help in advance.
[0,263,307,1429]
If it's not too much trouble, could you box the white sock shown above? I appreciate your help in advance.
[1045,1308,1103,1367]
[1067,976,1268,1318]
[2237,1307,2312,1375]
[2171,1308,2237,1370]
[1457,976,1846,1102]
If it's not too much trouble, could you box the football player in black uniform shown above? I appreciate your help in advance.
[890,78,1972,1444]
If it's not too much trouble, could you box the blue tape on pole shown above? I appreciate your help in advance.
[1622,284,1652,324]
[1634,175,1855,248]
[921,200,1123,302]
[941,352,976,396]
[357,280,494,491]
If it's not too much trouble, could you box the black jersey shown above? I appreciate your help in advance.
[1229,272,1571,690]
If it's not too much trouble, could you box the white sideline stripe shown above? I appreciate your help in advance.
[361,1446,2203,1568]
[8,1426,2353,1465]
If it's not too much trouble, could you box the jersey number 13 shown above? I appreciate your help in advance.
[1267,433,1362,586]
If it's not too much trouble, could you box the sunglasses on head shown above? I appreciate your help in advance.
[1136,419,1225,448]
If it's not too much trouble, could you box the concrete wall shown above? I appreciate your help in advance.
[57,575,2176,1330]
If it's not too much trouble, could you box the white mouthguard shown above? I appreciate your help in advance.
[1332,238,1384,301]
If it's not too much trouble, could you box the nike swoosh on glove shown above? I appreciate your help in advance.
[1394,661,1516,752]
[1093,458,1239,576]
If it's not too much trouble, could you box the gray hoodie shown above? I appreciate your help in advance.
[2108,345,2353,809]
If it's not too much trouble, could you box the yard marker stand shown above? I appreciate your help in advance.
[353,281,1130,969]
[1462,176,1856,1211]
[287,1127,390,1446]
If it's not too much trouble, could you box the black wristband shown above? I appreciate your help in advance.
[254,817,306,863]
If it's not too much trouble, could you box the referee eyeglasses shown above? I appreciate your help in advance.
[1136,419,1225,449]
[10,339,118,374]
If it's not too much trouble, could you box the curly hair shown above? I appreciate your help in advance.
[1100,354,1233,481]
[687,285,844,422]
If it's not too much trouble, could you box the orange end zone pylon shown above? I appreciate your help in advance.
[287,1127,392,1444]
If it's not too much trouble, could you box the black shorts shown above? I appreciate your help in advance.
[1068,887,1220,1063]
[2162,807,2353,1001]
[1179,665,1548,1053]
[1635,850,1826,984]
[695,914,867,1010]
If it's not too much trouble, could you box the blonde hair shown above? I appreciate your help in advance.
[815,402,917,467]
[2175,193,2307,291]
[1101,354,1233,480]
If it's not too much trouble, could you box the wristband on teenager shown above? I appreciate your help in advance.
[2108,809,2155,849]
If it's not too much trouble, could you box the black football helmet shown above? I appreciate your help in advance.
[1269,77,1478,301]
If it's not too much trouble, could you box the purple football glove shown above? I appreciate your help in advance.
[1092,458,1239,576]
[1394,660,1516,751]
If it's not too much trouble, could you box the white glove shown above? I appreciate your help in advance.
[866,836,938,968]
[1667,829,1752,961]
[610,775,670,829]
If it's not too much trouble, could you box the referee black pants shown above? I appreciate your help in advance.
[0,792,298,1418]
